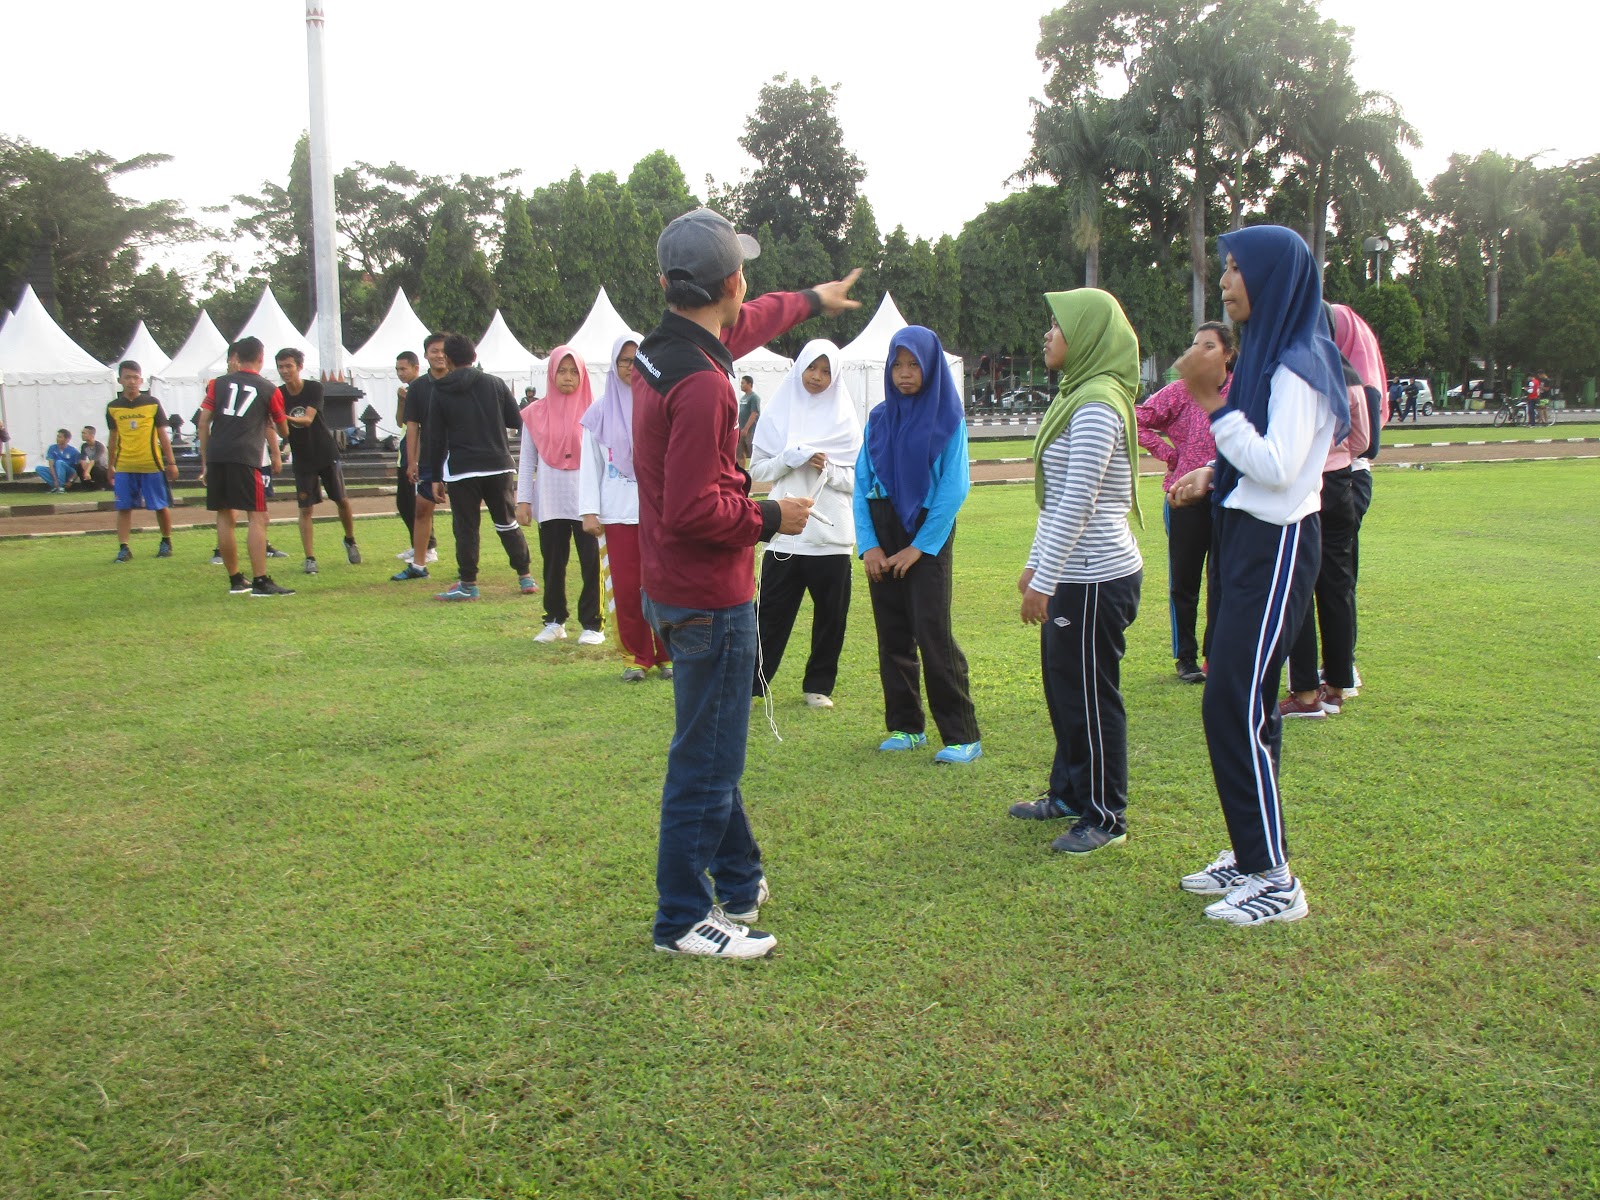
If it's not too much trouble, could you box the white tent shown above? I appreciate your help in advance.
[476,310,544,398]
[118,321,172,378]
[349,288,431,436]
[302,312,352,376]
[837,293,964,425]
[151,310,229,421]
[0,285,116,462]
[563,287,638,392]
[733,342,794,405]
[190,287,318,388]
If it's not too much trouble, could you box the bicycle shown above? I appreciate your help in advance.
[1492,397,1555,427]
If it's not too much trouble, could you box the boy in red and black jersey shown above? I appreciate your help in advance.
[199,336,294,596]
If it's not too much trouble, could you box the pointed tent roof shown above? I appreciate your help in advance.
[206,286,315,376]
[476,310,541,373]
[157,310,229,381]
[838,293,911,363]
[735,343,792,367]
[0,285,110,379]
[350,288,430,368]
[118,320,172,377]
[564,287,635,365]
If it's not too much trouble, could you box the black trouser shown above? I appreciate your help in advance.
[539,518,601,630]
[754,550,852,697]
[1349,467,1373,651]
[1202,509,1319,875]
[446,473,529,584]
[1042,571,1142,833]
[865,499,980,746]
[1163,499,1212,662]
[1289,469,1357,693]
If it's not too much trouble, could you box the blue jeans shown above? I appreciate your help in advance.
[641,591,764,943]
[35,461,71,489]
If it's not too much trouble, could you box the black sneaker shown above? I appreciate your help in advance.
[266,544,289,559]
[344,537,361,565]
[251,576,296,597]
[210,550,224,566]
[1008,793,1074,820]
[228,573,251,595]
[1050,820,1127,854]
[1176,659,1206,684]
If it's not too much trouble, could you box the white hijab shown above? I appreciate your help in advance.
[751,340,862,462]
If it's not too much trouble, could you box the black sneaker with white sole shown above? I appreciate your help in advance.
[344,537,361,565]
[228,573,251,595]
[250,576,296,597]
[654,908,776,958]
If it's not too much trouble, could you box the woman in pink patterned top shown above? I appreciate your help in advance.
[1136,321,1235,683]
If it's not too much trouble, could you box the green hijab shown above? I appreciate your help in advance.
[1035,289,1144,527]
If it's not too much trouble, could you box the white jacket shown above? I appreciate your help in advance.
[748,447,855,555]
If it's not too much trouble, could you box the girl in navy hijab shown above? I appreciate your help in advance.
[1168,225,1345,927]
[853,326,981,763]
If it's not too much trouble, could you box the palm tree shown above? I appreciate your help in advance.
[1020,94,1147,289]
[1431,151,1538,327]
[1277,46,1417,274]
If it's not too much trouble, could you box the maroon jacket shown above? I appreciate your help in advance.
[632,290,820,608]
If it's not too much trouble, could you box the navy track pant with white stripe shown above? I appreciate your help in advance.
[1201,508,1320,874]
[1041,570,1142,833]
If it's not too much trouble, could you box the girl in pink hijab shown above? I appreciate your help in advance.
[518,347,604,645]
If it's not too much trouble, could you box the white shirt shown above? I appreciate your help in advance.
[1213,365,1336,526]
[577,427,640,525]
[516,435,582,522]
[748,447,856,556]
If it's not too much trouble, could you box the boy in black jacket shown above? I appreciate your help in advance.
[421,333,535,601]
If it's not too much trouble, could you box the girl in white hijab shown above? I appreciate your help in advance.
[748,339,862,708]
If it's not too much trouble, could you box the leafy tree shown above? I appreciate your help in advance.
[1429,150,1538,328]
[879,227,938,332]
[417,199,497,337]
[730,75,866,268]
[552,169,614,335]
[607,186,660,333]
[0,136,197,360]
[929,236,962,348]
[495,192,561,347]
[625,151,700,232]
[1352,282,1423,373]
[99,265,197,355]
[834,195,883,343]
[1498,240,1600,387]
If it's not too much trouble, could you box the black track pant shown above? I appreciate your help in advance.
[447,473,530,585]
[1163,499,1212,662]
[754,550,852,697]
[1288,469,1357,693]
[539,518,601,631]
[1041,571,1142,833]
[865,499,980,746]
[1349,467,1373,652]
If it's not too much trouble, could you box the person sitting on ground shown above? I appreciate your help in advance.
[35,430,81,493]
[854,326,982,764]
[748,339,860,710]
[76,426,109,490]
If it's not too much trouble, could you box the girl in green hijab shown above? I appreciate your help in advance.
[1008,289,1146,855]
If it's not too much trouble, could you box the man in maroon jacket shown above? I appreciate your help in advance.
[634,207,860,958]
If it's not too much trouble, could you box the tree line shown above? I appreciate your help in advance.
[3,0,1598,392]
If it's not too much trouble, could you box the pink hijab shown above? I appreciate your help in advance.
[522,346,591,470]
[1331,305,1386,395]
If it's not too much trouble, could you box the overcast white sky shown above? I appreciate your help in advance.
[9,0,1598,284]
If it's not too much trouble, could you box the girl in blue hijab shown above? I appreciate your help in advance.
[853,326,981,764]
[1168,224,1342,928]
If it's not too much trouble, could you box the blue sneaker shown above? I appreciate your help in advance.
[156,539,172,558]
[113,545,132,563]
[934,741,983,764]
[434,581,479,601]
[391,564,429,581]
[878,731,928,751]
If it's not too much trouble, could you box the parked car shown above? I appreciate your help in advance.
[1389,378,1435,417]
[1446,379,1491,401]
[997,388,1050,410]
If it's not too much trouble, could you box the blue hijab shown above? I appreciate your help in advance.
[867,326,965,535]
[1214,225,1349,501]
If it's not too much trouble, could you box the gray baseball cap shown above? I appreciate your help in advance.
[657,208,761,302]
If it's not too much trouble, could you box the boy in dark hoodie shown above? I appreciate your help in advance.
[420,333,535,601]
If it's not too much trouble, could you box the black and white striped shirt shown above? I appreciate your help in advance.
[1025,403,1142,591]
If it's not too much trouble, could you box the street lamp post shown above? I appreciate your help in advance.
[1362,236,1391,289]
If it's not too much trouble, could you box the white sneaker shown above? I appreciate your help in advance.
[1180,848,1244,895]
[804,692,834,708]
[723,876,770,923]
[425,548,438,563]
[654,907,776,958]
[534,623,567,643]
[397,548,415,562]
[577,628,606,646]
[1204,874,1309,925]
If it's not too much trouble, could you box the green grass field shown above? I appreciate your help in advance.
[2,461,1597,1199]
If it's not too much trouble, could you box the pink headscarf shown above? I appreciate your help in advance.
[523,345,591,470]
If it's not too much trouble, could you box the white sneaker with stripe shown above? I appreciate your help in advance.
[654,907,776,958]
[1203,874,1309,925]
[1179,848,1244,895]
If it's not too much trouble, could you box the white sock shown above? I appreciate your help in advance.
[1262,864,1292,887]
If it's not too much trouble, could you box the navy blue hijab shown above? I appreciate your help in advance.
[867,326,965,535]
[1214,225,1349,501]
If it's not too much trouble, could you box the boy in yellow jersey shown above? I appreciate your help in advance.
[107,361,180,563]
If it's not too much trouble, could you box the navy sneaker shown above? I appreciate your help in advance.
[156,539,172,558]
[113,545,132,563]
[1008,793,1073,820]
[1050,821,1127,854]
[391,564,429,581]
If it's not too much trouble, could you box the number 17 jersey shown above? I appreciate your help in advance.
[202,371,287,467]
